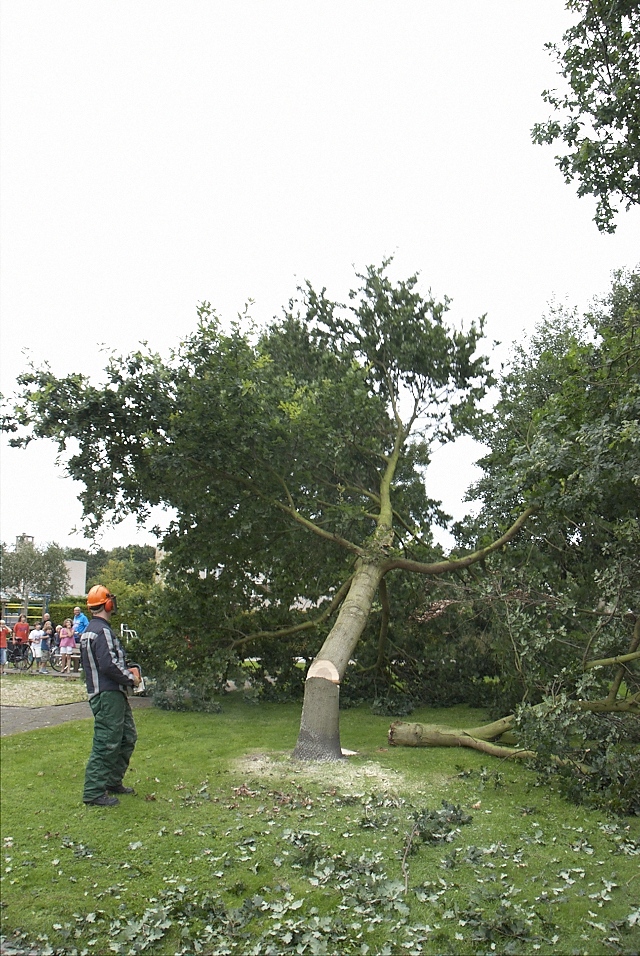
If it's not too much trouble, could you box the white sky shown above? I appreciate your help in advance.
[1,0,638,553]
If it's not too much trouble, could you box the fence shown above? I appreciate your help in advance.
[1,594,50,626]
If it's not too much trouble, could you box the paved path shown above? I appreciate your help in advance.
[1,697,152,736]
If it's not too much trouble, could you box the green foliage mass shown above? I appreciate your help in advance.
[466,268,639,698]
[47,602,81,626]
[47,548,158,632]
[63,545,157,588]
[6,263,493,685]
[433,267,640,811]
[532,0,640,232]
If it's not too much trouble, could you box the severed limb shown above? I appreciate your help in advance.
[388,720,534,759]
[387,719,593,772]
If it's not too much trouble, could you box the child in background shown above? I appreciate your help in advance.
[40,622,53,674]
[29,624,44,672]
[59,619,75,675]
[12,615,29,644]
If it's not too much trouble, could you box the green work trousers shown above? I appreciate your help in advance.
[83,691,137,802]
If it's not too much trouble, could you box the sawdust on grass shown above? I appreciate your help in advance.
[235,750,436,795]
[0,676,88,708]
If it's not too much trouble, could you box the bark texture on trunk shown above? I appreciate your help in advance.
[292,677,343,761]
[292,560,385,760]
[316,561,386,674]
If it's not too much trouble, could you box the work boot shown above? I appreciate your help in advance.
[84,793,120,807]
[107,784,135,794]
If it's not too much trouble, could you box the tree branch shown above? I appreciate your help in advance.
[382,507,535,575]
[229,577,353,649]
[585,650,640,671]
[392,509,432,550]
[606,616,640,704]
[202,463,366,557]
[578,693,640,714]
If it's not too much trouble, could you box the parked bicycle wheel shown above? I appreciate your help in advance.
[49,646,63,672]
[16,646,33,670]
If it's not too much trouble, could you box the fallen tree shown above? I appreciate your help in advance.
[390,617,639,752]
[392,582,640,812]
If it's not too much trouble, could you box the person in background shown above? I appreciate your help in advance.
[59,618,75,674]
[39,621,53,674]
[73,606,89,645]
[12,614,29,644]
[10,614,30,670]
[80,585,140,807]
[29,623,44,672]
[0,619,10,675]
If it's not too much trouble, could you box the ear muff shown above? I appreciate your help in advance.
[105,594,118,614]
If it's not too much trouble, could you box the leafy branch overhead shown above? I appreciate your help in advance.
[532,0,640,232]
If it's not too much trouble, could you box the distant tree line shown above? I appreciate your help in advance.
[0,540,156,617]
[64,544,157,589]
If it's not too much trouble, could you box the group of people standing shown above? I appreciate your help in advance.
[0,606,89,675]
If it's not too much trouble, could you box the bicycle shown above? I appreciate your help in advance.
[48,645,63,672]
[7,642,33,671]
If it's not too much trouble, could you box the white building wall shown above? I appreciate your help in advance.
[64,560,87,597]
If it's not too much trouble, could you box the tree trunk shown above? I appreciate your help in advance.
[292,677,343,761]
[292,560,385,760]
[388,719,596,773]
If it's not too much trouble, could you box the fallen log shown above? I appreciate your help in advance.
[387,721,535,760]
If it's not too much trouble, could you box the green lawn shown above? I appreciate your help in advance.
[1,697,639,955]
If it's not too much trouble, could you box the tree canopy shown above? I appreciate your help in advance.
[0,539,70,608]
[8,264,496,637]
[532,0,640,232]
[64,545,157,588]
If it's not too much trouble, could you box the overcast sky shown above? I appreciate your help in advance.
[1,0,638,554]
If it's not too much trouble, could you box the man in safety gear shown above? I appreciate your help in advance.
[81,585,141,807]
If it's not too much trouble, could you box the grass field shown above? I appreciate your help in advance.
[1,692,639,955]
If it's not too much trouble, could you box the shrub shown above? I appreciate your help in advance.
[147,674,223,714]
[48,600,86,625]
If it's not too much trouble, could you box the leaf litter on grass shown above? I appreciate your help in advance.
[2,744,639,954]
[6,782,638,956]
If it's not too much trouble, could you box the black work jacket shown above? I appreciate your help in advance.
[80,617,134,698]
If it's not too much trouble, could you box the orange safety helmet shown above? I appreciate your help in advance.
[87,585,118,614]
